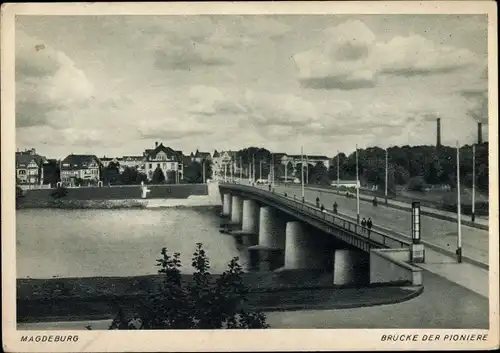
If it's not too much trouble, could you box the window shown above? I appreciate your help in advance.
[149,163,152,168]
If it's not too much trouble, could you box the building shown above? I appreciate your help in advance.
[212,150,239,180]
[285,154,331,169]
[100,156,122,168]
[60,154,102,186]
[143,142,183,182]
[121,156,144,173]
[16,148,45,185]
[192,150,212,164]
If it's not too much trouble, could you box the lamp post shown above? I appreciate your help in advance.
[385,148,388,204]
[336,150,340,194]
[202,160,206,184]
[239,156,242,181]
[301,146,305,202]
[305,155,309,184]
[456,141,462,263]
[356,144,360,224]
[271,153,275,188]
[472,144,476,223]
[259,159,263,181]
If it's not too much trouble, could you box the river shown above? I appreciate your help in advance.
[16,207,247,279]
[16,208,488,329]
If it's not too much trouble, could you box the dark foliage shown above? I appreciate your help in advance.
[104,244,269,330]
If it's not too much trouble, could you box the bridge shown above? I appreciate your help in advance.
[218,182,424,287]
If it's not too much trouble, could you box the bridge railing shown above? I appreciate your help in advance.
[220,182,410,249]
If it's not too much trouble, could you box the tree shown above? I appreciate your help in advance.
[407,176,426,192]
[103,162,120,185]
[120,167,147,185]
[152,167,166,184]
[107,243,269,330]
[51,185,68,199]
[183,161,203,183]
[308,162,329,185]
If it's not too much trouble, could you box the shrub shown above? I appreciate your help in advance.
[104,243,269,330]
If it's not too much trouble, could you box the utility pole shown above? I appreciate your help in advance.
[252,154,255,182]
[472,144,476,223]
[301,146,305,201]
[202,160,206,183]
[456,141,462,263]
[259,159,263,181]
[239,156,242,181]
[385,148,388,204]
[336,150,340,194]
[356,144,360,224]
[305,155,309,184]
[271,153,275,188]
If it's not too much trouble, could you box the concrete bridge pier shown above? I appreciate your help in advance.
[248,206,285,271]
[230,195,243,225]
[284,222,331,270]
[333,249,370,286]
[239,199,260,246]
[222,193,232,217]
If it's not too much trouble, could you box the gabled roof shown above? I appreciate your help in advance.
[194,151,211,159]
[15,154,40,168]
[144,143,181,162]
[213,150,220,158]
[61,154,101,170]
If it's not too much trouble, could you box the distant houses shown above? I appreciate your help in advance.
[60,154,101,186]
[15,145,333,187]
[15,148,45,186]
[143,142,183,182]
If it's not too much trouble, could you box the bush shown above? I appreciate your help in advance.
[51,186,68,199]
[407,176,426,192]
[103,243,269,330]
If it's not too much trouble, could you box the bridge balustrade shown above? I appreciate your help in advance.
[220,182,410,249]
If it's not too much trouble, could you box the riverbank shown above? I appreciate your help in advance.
[16,199,224,210]
[17,272,423,324]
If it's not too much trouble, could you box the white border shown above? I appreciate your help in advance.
[2,2,498,352]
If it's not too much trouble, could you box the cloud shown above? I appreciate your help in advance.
[16,30,94,128]
[154,42,232,71]
[376,35,480,76]
[294,20,482,90]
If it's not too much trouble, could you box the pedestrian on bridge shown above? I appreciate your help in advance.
[367,218,373,236]
[361,217,367,233]
[316,196,320,208]
[333,202,338,214]
[320,204,325,212]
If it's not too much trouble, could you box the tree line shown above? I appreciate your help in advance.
[233,143,489,193]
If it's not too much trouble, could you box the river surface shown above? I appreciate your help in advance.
[16,208,247,279]
[16,208,488,329]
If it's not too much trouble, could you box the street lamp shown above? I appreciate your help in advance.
[472,144,476,223]
[301,146,305,202]
[336,150,340,194]
[356,144,360,224]
[456,140,462,263]
[385,148,388,204]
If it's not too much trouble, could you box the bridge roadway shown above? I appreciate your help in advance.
[221,183,411,253]
[226,180,488,297]
[256,183,488,267]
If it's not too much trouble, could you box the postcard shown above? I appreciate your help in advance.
[1,1,498,351]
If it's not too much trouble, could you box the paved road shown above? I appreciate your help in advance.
[17,270,488,330]
[268,184,488,265]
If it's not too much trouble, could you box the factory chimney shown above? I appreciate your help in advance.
[436,118,441,147]
[477,122,482,144]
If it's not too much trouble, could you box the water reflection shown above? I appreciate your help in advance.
[16,208,248,279]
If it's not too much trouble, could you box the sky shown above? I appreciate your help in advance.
[15,14,489,159]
